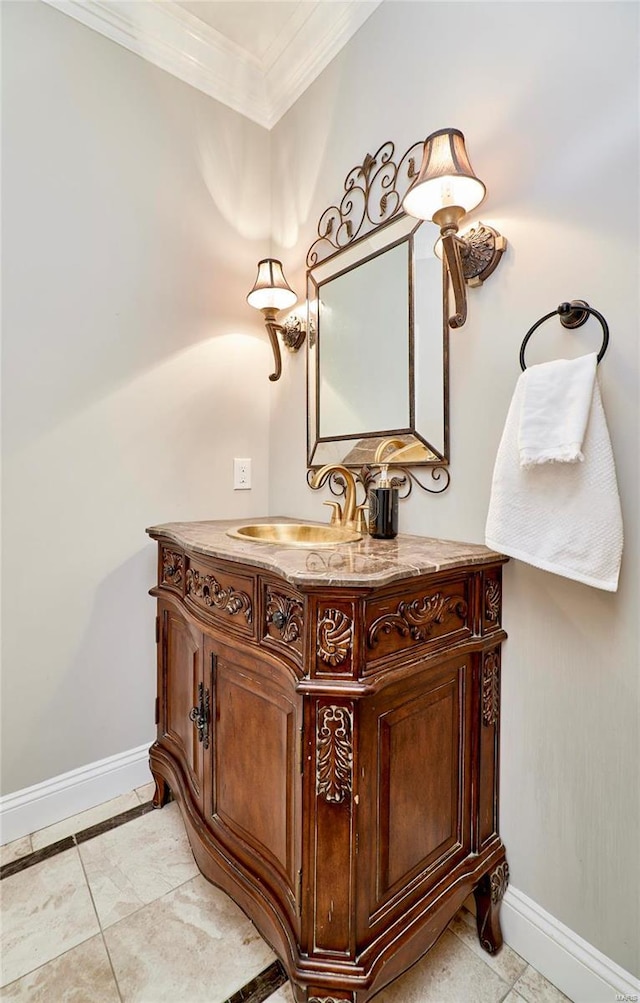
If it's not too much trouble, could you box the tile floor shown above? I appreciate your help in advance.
[0,783,570,1002]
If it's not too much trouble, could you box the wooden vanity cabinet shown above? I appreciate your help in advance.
[149,532,509,1003]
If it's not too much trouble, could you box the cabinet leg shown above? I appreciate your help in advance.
[151,772,171,809]
[474,860,509,955]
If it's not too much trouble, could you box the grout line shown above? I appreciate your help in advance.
[0,801,156,880]
[99,930,125,1003]
[75,838,125,1003]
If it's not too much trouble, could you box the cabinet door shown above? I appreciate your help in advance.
[158,599,205,809]
[360,657,473,927]
[204,634,302,922]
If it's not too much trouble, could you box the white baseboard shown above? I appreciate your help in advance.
[502,885,640,1002]
[0,743,154,845]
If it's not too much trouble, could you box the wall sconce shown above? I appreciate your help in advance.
[402,128,506,329]
[247,258,307,382]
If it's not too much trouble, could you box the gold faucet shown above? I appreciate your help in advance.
[309,464,359,530]
[374,436,435,465]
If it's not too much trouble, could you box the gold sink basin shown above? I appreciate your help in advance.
[227,523,361,547]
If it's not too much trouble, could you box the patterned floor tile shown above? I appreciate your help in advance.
[0,837,32,868]
[0,934,119,1002]
[78,802,198,929]
[514,965,570,1002]
[0,848,99,987]
[104,873,275,1001]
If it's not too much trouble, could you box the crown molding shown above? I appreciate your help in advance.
[42,0,383,130]
[42,0,270,126]
[264,1,383,129]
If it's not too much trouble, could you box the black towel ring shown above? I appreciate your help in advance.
[519,300,610,371]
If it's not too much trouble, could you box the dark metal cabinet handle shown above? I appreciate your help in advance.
[189,682,210,750]
[270,610,287,631]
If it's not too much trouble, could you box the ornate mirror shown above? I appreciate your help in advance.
[307,140,449,480]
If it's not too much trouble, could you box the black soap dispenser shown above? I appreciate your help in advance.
[368,464,399,539]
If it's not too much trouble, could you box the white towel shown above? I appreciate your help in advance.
[518,353,597,467]
[486,356,623,592]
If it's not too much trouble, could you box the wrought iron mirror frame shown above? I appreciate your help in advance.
[306,139,451,492]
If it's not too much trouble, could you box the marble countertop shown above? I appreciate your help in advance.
[147,518,506,589]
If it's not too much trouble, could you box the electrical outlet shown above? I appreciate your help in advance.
[233,458,252,490]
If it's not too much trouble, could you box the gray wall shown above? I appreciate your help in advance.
[268,1,639,976]
[1,2,272,793]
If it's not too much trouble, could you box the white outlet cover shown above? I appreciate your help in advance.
[233,458,251,490]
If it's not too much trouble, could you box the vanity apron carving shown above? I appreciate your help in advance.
[367,591,468,646]
[185,568,252,623]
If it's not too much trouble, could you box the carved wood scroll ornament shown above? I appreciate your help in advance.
[309,998,346,1003]
[316,705,353,804]
[266,590,303,643]
[476,860,510,954]
[368,592,467,647]
[161,549,184,588]
[186,569,252,624]
[309,998,347,1003]
[482,651,500,727]
[490,861,509,903]
[485,577,501,622]
[317,608,353,666]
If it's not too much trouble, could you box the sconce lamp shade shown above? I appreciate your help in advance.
[247,258,297,312]
[402,128,486,222]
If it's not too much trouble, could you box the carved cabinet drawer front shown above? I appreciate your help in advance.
[185,559,254,635]
[262,584,305,660]
[365,577,471,663]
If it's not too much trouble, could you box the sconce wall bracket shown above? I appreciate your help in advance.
[281,315,307,352]
[459,223,506,288]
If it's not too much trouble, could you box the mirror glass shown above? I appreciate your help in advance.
[307,209,448,468]
[318,239,410,438]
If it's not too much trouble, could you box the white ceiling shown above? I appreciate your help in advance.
[42,0,382,128]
